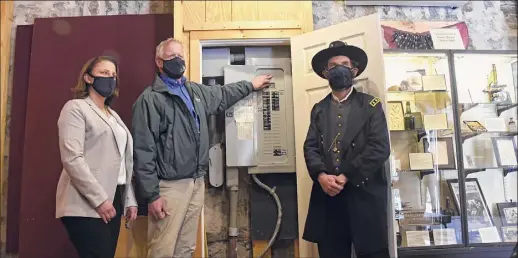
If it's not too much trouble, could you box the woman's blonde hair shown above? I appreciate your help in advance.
[71,56,120,106]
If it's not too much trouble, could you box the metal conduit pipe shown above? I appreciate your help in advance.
[227,167,239,258]
[206,78,220,146]
[228,185,239,258]
[251,174,283,258]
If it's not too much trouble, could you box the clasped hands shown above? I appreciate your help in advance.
[318,173,348,196]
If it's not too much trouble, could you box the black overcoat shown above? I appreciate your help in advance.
[302,89,391,253]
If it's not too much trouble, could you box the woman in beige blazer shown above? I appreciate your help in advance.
[56,56,138,258]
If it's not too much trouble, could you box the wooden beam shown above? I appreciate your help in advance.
[294,239,300,258]
[301,1,314,33]
[189,39,201,83]
[173,0,184,42]
[182,31,190,79]
[193,207,205,258]
[114,217,148,257]
[184,20,301,31]
[0,0,14,246]
[189,29,302,41]
[252,240,272,258]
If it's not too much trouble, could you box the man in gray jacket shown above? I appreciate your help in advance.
[132,37,272,258]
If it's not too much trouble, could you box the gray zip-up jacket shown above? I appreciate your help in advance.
[132,74,253,203]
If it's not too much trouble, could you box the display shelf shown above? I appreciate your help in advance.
[460,102,518,116]
[460,130,518,142]
[497,103,518,116]
[390,129,518,144]
[397,169,439,180]
[392,90,449,93]
[390,128,452,142]
[397,166,517,179]
[464,166,517,176]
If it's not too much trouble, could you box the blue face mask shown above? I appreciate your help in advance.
[327,65,354,91]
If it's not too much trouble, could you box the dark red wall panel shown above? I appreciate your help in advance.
[6,25,33,254]
[18,14,172,258]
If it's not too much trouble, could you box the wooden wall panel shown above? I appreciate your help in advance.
[183,31,190,78]
[257,1,302,21]
[181,0,312,32]
[206,1,232,23]
[231,1,258,21]
[0,0,14,247]
[184,1,206,25]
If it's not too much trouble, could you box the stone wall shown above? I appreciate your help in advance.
[313,1,517,50]
[2,0,517,257]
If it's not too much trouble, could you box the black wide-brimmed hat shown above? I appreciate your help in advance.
[311,41,368,79]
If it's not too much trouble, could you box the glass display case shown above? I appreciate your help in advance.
[384,50,463,249]
[452,51,517,245]
[384,50,518,256]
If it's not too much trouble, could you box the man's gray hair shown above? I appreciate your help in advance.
[155,37,183,59]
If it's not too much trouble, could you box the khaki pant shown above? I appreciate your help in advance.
[147,177,204,258]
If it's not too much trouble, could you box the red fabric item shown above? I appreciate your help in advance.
[382,22,469,49]
[17,14,172,258]
[6,25,33,254]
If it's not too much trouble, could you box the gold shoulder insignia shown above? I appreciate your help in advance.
[369,97,380,107]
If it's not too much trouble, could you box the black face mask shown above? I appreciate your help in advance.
[89,74,116,98]
[327,65,354,91]
[162,57,186,79]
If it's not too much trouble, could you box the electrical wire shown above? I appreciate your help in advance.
[251,174,283,258]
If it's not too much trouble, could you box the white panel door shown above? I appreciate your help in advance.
[290,13,391,257]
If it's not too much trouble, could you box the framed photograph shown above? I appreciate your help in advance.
[400,70,424,91]
[447,178,494,229]
[422,74,447,91]
[423,137,456,169]
[409,153,434,170]
[501,226,518,242]
[432,228,458,245]
[463,120,487,132]
[496,202,518,226]
[491,137,518,167]
[387,101,405,131]
[405,230,431,247]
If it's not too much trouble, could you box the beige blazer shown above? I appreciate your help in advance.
[56,97,137,218]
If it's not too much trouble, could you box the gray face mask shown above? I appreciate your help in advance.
[162,57,186,79]
[328,65,353,91]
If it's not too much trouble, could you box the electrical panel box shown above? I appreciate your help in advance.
[224,66,261,167]
[202,48,230,77]
[224,63,295,174]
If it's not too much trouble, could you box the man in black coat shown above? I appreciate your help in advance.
[302,41,391,258]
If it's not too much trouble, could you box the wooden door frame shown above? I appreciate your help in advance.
[171,2,313,257]
[0,0,15,247]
